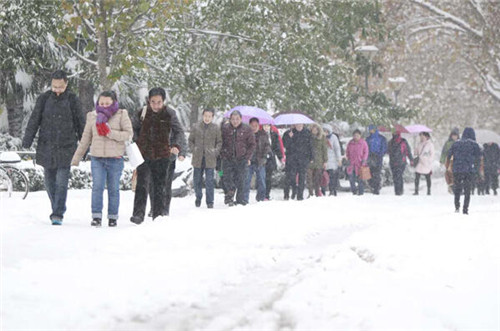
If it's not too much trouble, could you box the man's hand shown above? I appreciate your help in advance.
[288,131,293,138]
[248,160,251,166]
[171,147,180,155]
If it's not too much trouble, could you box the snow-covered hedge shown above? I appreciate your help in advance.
[17,162,135,191]
[0,133,22,151]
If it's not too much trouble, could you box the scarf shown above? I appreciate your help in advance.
[95,101,119,136]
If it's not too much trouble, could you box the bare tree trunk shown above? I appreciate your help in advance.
[5,75,24,138]
[78,79,95,113]
[190,98,199,129]
[97,0,111,91]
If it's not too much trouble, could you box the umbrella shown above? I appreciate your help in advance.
[224,106,275,124]
[273,113,315,126]
[405,124,433,133]
[378,124,409,134]
[475,129,500,144]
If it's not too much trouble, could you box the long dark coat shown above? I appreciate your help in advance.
[22,90,85,168]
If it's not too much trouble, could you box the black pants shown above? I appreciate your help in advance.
[265,165,274,199]
[454,172,474,213]
[485,172,499,194]
[163,159,176,215]
[415,173,431,194]
[391,164,406,195]
[133,158,169,221]
[368,163,382,194]
[222,158,248,204]
[285,162,307,200]
[327,169,339,195]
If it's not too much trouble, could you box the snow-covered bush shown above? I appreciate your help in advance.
[0,133,22,151]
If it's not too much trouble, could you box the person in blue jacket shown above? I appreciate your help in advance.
[447,127,481,215]
[366,125,387,195]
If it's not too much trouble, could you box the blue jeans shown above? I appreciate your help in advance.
[193,158,215,205]
[349,172,364,195]
[91,157,124,220]
[44,167,71,221]
[244,164,266,202]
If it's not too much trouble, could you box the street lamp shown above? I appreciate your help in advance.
[388,76,407,105]
[355,45,379,93]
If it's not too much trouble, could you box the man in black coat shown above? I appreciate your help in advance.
[282,124,313,200]
[447,127,481,214]
[483,142,500,195]
[22,70,85,225]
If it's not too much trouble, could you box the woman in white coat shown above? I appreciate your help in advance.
[322,124,342,196]
[414,132,435,195]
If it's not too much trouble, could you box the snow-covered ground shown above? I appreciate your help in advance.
[1,179,499,331]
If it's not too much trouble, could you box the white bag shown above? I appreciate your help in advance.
[126,142,144,168]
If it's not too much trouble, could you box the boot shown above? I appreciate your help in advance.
[427,188,431,196]
[108,219,117,227]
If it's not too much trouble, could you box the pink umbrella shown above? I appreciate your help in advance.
[224,106,275,124]
[405,124,433,133]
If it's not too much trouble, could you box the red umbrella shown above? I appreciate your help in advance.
[378,124,409,134]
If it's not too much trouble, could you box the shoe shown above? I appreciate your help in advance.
[427,191,431,196]
[284,196,289,201]
[413,192,419,196]
[495,190,498,196]
[195,199,201,207]
[51,219,62,226]
[130,216,143,225]
[455,208,460,213]
[207,203,214,209]
[108,219,117,227]
[291,193,296,200]
[91,218,102,227]
[147,211,152,217]
[463,210,468,215]
[227,201,235,207]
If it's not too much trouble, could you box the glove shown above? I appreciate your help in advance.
[96,123,110,136]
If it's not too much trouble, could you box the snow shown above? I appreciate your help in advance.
[1,179,499,330]
[14,70,33,91]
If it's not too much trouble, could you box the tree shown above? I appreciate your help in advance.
[57,0,190,91]
[0,0,65,137]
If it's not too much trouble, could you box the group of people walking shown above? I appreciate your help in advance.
[22,71,500,226]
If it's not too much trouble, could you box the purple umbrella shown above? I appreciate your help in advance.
[274,113,315,126]
[224,106,275,124]
[405,124,433,133]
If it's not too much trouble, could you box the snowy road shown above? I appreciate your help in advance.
[1,179,499,330]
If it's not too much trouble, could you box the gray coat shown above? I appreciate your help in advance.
[22,90,85,168]
[189,121,222,168]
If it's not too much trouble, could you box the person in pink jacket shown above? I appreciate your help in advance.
[346,129,369,195]
[414,132,435,195]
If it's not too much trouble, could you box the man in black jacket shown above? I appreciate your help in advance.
[282,124,313,200]
[22,70,85,225]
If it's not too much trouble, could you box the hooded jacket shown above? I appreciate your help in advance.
[366,126,388,166]
[323,125,342,171]
[447,127,481,173]
[388,133,413,168]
